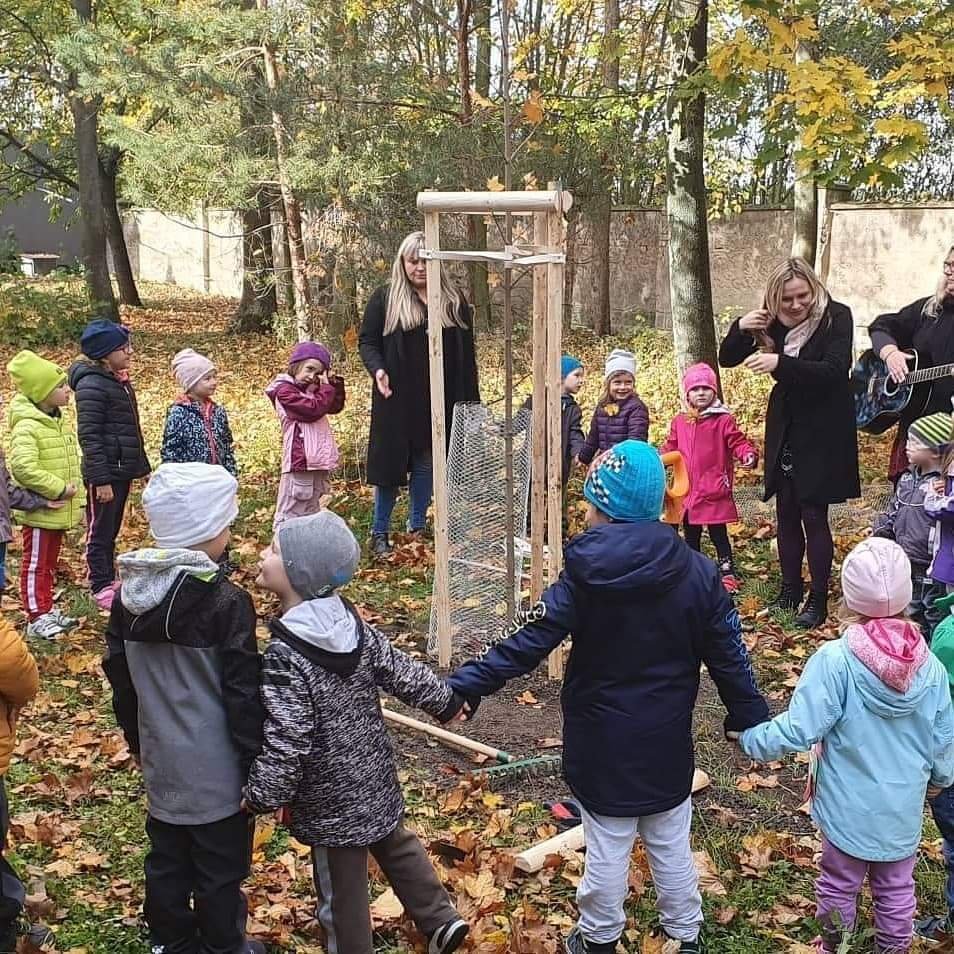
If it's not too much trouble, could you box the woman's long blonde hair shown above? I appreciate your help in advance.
[923,245,954,319]
[384,231,468,335]
[753,257,830,350]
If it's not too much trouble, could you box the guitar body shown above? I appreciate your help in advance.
[852,349,932,434]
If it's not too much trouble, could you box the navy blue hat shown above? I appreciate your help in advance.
[80,319,129,360]
[583,440,665,522]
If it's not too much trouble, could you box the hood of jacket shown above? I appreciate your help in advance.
[264,373,298,406]
[842,619,934,716]
[270,596,364,675]
[7,393,62,430]
[68,358,115,390]
[565,520,691,595]
[117,548,222,628]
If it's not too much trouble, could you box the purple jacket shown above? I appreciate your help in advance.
[0,451,46,544]
[925,475,954,584]
[579,395,650,465]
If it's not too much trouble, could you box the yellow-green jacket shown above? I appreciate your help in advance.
[8,393,85,530]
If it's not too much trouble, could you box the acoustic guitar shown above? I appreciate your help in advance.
[852,349,954,434]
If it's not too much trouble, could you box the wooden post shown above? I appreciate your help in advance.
[546,199,565,680]
[530,212,548,602]
[424,212,452,667]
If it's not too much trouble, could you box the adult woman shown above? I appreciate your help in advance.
[719,258,860,628]
[868,246,954,481]
[359,231,480,556]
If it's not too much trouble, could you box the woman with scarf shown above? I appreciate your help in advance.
[868,245,954,482]
[719,258,860,628]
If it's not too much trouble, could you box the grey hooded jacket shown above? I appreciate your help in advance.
[244,596,461,846]
[103,549,263,825]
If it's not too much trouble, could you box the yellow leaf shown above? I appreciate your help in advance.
[521,90,545,125]
[342,326,358,353]
[486,175,505,192]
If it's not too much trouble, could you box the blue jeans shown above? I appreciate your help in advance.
[930,785,954,911]
[372,450,433,535]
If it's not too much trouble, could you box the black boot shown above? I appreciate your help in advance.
[794,590,828,629]
[767,580,804,612]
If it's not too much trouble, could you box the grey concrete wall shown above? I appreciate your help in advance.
[0,190,82,262]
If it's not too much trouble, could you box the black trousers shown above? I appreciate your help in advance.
[144,811,253,954]
[0,780,24,950]
[682,518,732,563]
[84,480,131,593]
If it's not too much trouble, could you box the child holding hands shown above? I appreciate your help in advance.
[577,350,648,468]
[265,342,345,528]
[734,537,954,954]
[7,351,84,640]
[660,362,757,592]
[161,348,237,476]
[244,510,468,954]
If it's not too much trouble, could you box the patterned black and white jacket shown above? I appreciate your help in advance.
[244,596,462,846]
[160,397,237,477]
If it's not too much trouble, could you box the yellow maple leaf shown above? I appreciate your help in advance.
[521,90,545,125]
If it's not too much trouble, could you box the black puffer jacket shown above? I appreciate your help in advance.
[68,360,151,486]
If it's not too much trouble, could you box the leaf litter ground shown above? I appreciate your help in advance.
[0,278,949,952]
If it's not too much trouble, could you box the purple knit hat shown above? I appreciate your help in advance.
[289,341,331,370]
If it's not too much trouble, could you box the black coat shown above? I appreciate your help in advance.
[719,300,860,505]
[868,297,954,430]
[359,285,480,487]
[68,359,151,487]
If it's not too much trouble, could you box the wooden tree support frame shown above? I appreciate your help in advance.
[417,187,573,679]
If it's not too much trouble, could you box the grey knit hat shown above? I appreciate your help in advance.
[277,510,361,599]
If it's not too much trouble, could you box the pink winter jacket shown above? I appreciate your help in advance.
[265,374,344,474]
[660,405,757,525]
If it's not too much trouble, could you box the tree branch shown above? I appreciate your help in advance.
[0,129,78,190]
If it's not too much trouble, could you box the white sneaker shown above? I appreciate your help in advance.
[51,607,78,630]
[27,612,65,640]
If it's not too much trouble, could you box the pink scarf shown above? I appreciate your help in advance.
[844,618,929,693]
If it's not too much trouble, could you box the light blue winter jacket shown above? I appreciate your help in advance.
[740,634,954,862]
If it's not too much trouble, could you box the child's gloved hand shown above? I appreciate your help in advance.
[725,730,742,743]
[457,699,479,722]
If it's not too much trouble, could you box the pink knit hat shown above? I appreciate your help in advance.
[682,362,718,398]
[172,348,215,393]
[841,537,912,619]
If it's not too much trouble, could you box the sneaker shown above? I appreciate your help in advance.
[564,926,619,953]
[26,613,65,641]
[94,586,115,611]
[665,937,703,953]
[428,917,469,953]
[794,591,828,629]
[370,533,392,558]
[51,608,79,631]
[721,573,741,594]
[914,911,954,941]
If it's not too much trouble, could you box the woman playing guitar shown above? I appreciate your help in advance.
[869,246,954,481]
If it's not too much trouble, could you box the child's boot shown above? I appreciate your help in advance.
[794,590,828,629]
[564,926,619,953]
[767,579,803,612]
[428,917,469,953]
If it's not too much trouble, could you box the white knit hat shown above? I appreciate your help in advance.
[604,348,637,381]
[841,537,912,619]
[142,463,238,549]
[171,348,215,393]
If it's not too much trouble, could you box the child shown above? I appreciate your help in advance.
[69,319,151,612]
[265,341,345,529]
[917,591,954,941]
[448,440,770,954]
[103,462,264,954]
[7,350,85,640]
[556,354,586,486]
[660,362,757,593]
[874,411,949,639]
[243,509,469,954]
[0,614,47,953]
[160,348,237,476]
[735,537,954,954]
[577,350,648,468]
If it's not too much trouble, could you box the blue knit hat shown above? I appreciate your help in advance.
[80,319,129,360]
[583,440,665,522]
[561,354,582,380]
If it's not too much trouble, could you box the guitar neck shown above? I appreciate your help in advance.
[906,364,954,385]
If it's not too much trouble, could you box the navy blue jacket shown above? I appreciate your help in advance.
[449,521,770,817]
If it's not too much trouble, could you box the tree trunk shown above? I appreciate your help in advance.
[99,150,141,307]
[68,0,116,318]
[273,196,295,313]
[587,195,612,336]
[474,0,491,95]
[791,39,818,265]
[233,192,277,333]
[665,0,718,384]
[258,0,311,339]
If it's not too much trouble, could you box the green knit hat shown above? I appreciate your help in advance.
[909,412,953,452]
[7,350,66,404]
